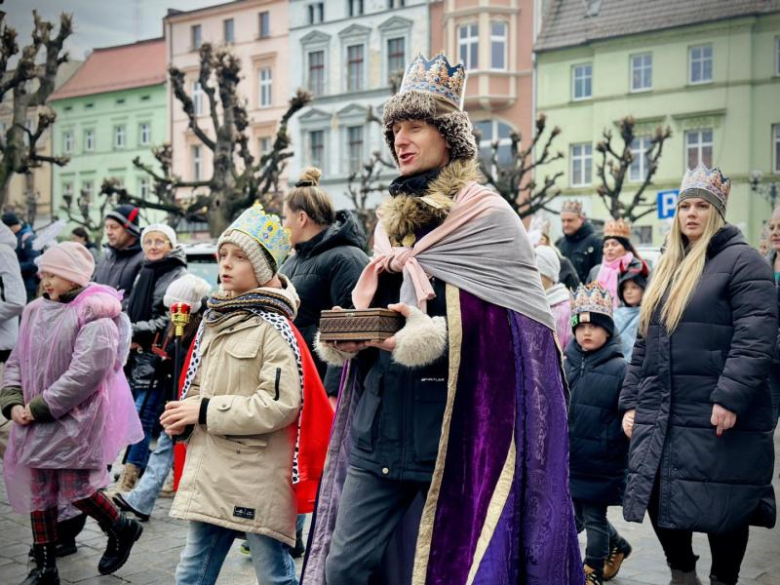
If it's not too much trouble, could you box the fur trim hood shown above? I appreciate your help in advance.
[379,159,480,247]
[383,90,478,166]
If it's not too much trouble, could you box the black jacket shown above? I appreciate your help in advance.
[14,225,40,299]
[279,211,369,397]
[556,222,603,283]
[620,225,777,533]
[560,254,581,291]
[348,272,448,483]
[565,335,628,505]
[93,240,144,307]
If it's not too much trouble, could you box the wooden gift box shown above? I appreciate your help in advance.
[319,308,404,342]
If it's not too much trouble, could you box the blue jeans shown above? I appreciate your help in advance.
[126,385,165,470]
[124,432,174,516]
[176,520,297,585]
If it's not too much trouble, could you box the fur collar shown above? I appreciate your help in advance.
[380,158,480,247]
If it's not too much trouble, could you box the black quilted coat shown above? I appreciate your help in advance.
[619,225,777,533]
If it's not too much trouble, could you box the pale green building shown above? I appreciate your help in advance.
[49,38,167,230]
[535,0,780,245]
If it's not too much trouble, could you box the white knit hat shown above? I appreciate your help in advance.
[141,223,177,248]
[163,273,212,313]
[535,245,561,284]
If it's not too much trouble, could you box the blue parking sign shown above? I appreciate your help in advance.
[657,190,679,219]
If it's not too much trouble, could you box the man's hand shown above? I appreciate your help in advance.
[622,409,636,438]
[365,303,412,353]
[711,403,737,437]
[10,405,31,426]
[160,400,200,435]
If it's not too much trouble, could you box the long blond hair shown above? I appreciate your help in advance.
[639,205,725,335]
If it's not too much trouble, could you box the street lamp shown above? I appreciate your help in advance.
[749,170,780,211]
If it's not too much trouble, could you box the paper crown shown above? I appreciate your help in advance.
[399,54,467,111]
[679,164,731,216]
[225,203,291,268]
[561,199,583,215]
[570,282,614,319]
[604,218,631,240]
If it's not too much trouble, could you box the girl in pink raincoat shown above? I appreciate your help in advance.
[0,242,144,585]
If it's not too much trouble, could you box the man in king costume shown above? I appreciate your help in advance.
[302,54,583,585]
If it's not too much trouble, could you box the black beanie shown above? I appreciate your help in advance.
[105,204,141,237]
[571,311,615,338]
[2,212,20,227]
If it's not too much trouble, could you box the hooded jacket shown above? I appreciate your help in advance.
[620,225,777,533]
[93,239,144,305]
[556,221,603,283]
[280,211,369,397]
[565,334,628,504]
[0,224,25,353]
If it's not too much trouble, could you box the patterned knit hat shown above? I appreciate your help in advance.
[217,203,291,286]
[105,204,141,238]
[678,164,731,218]
[383,53,478,166]
[570,282,614,335]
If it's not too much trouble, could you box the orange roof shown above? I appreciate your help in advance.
[50,37,166,101]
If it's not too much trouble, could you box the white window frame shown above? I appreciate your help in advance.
[114,125,126,150]
[458,23,479,70]
[773,124,780,174]
[139,122,151,146]
[139,176,151,199]
[309,3,324,25]
[62,181,74,201]
[475,119,514,174]
[308,50,326,96]
[63,130,74,154]
[685,128,714,170]
[258,136,271,159]
[81,180,94,199]
[192,81,204,116]
[629,136,652,182]
[224,18,235,43]
[630,53,652,92]
[259,68,273,108]
[309,129,325,169]
[191,25,202,50]
[348,0,364,17]
[259,11,270,38]
[387,37,406,80]
[347,44,365,92]
[192,145,202,180]
[572,63,593,101]
[490,21,508,71]
[570,143,593,187]
[84,128,95,152]
[689,44,713,85]
[347,125,364,174]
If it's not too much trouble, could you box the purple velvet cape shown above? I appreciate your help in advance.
[301,288,583,585]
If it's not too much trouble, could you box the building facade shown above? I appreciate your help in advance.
[164,0,289,218]
[535,0,780,245]
[288,0,431,208]
[49,38,167,231]
[0,60,81,226]
[430,0,535,175]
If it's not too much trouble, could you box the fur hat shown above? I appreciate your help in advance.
[383,54,478,166]
[141,223,177,249]
[617,257,650,306]
[164,273,212,313]
[570,282,614,336]
[105,204,141,238]
[37,242,95,287]
[535,245,561,284]
[679,164,731,218]
[217,203,291,286]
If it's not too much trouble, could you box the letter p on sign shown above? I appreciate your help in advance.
[657,190,679,220]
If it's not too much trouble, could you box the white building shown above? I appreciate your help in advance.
[288,0,431,208]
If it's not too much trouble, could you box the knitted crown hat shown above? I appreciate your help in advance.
[217,203,292,286]
[678,164,731,218]
[383,53,478,166]
[164,273,212,313]
[535,245,561,284]
[560,199,584,215]
[36,241,95,287]
[141,223,177,248]
[105,204,141,238]
[570,282,614,335]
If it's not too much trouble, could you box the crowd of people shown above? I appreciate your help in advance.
[0,52,777,585]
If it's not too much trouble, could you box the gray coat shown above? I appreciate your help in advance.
[0,224,25,352]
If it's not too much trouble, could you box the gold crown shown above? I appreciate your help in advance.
[604,218,631,240]
[570,282,613,318]
[399,54,467,110]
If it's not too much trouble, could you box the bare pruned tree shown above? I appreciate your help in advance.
[0,10,72,210]
[595,116,672,222]
[477,113,564,218]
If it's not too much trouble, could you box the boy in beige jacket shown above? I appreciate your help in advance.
[161,204,302,585]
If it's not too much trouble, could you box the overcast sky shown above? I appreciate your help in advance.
[5,0,220,62]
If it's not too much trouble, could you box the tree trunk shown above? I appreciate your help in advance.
[207,188,232,238]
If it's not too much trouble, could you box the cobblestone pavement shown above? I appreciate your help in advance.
[1,428,778,584]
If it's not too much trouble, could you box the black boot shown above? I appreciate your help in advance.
[20,543,59,585]
[55,513,85,557]
[98,513,143,575]
[292,527,305,559]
